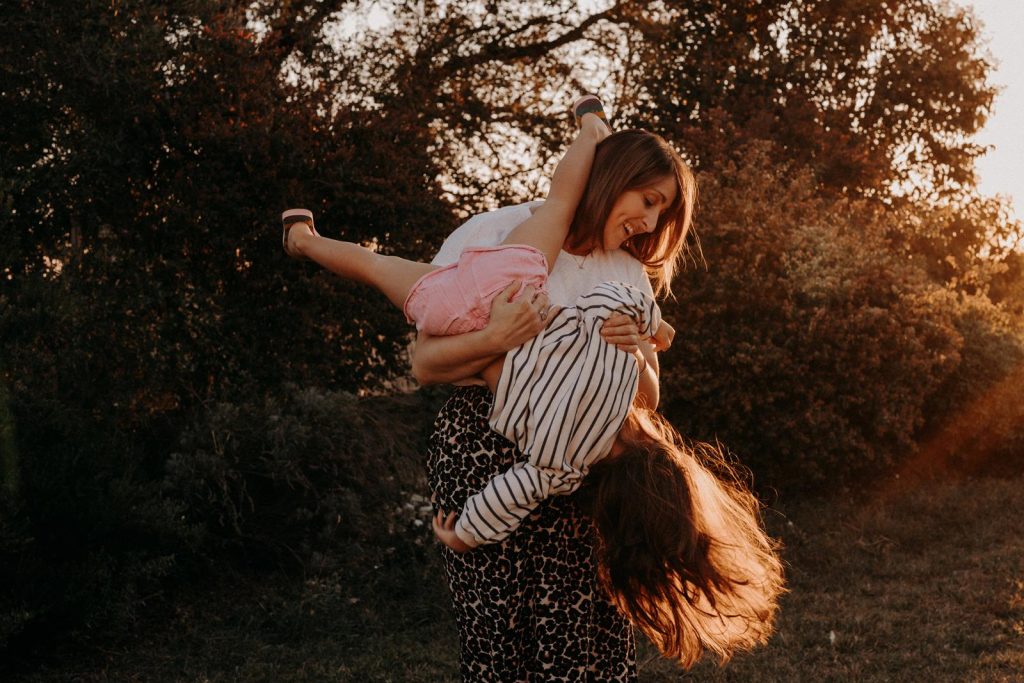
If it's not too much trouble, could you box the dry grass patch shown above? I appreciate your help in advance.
[640,475,1024,681]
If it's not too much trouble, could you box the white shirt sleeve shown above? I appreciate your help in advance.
[430,202,540,266]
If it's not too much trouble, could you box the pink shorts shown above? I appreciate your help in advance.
[403,245,549,336]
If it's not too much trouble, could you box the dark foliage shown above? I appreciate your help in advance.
[165,385,447,573]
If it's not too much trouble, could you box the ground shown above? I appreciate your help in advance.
[16,475,1024,682]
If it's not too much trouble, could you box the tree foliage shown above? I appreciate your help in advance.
[614,0,994,201]
[658,144,965,489]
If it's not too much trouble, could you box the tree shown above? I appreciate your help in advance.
[2,0,1020,662]
[613,0,995,202]
[0,0,633,656]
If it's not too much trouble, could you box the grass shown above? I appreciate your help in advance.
[16,475,1024,682]
[640,474,1024,681]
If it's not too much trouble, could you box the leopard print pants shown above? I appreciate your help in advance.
[426,386,636,682]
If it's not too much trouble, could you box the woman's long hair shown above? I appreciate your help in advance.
[579,408,785,667]
[566,130,699,298]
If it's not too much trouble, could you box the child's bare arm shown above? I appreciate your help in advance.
[502,103,611,272]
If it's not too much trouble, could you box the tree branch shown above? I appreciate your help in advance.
[444,2,629,73]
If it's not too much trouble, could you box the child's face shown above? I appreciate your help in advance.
[601,175,677,251]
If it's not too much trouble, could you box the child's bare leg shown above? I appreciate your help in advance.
[288,225,436,309]
[502,106,611,272]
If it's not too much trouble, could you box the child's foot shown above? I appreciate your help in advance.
[281,208,317,260]
[572,94,611,129]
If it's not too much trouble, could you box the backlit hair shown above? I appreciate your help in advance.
[567,130,699,298]
[579,408,785,666]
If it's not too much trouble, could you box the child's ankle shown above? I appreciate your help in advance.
[289,222,313,254]
[573,95,610,129]
[580,114,610,141]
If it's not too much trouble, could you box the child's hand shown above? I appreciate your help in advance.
[651,320,676,352]
[432,510,473,554]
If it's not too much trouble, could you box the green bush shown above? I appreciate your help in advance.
[916,296,1024,476]
[0,392,200,666]
[659,144,963,490]
[0,376,447,665]
[165,385,446,574]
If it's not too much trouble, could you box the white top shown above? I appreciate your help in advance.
[431,201,655,304]
[455,281,662,548]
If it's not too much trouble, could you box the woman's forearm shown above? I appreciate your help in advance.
[412,281,549,386]
[634,342,660,409]
[411,328,505,385]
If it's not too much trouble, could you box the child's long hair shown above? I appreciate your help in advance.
[579,408,785,667]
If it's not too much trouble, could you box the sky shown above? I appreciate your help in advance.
[954,0,1024,222]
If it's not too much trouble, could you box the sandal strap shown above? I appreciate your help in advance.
[573,95,609,126]
[283,214,313,227]
[281,209,314,260]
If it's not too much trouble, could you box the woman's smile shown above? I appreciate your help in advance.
[602,174,678,251]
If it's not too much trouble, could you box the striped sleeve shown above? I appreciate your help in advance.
[455,281,662,548]
[576,281,661,337]
[454,460,582,548]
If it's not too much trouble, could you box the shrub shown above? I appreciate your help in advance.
[915,295,1024,477]
[0,378,447,667]
[164,385,447,575]
[0,384,201,667]
[659,144,963,491]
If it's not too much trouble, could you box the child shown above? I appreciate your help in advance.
[282,98,784,665]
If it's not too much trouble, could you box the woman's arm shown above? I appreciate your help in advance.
[634,340,660,410]
[410,281,549,385]
[601,314,660,409]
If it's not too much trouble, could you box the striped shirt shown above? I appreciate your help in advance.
[454,281,662,548]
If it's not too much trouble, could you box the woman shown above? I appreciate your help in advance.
[413,128,697,681]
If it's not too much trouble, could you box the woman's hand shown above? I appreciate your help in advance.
[600,312,643,354]
[651,320,676,352]
[432,510,473,554]
[601,313,661,408]
[410,281,549,386]
[486,281,550,352]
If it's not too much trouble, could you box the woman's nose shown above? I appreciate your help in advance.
[643,209,658,232]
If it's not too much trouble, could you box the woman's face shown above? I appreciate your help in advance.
[601,174,678,251]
